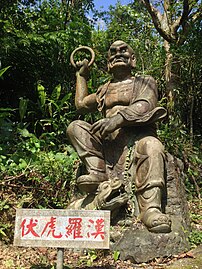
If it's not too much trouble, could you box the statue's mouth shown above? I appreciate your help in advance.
[111,57,128,65]
[115,59,124,62]
[103,184,128,209]
[105,184,124,201]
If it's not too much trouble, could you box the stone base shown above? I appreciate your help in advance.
[111,153,191,263]
[111,216,190,263]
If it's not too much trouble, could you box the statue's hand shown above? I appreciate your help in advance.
[76,59,89,79]
[91,114,124,138]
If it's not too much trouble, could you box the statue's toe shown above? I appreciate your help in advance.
[141,208,171,233]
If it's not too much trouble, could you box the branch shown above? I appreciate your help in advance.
[182,0,190,23]
[140,0,175,43]
[176,0,201,44]
[163,0,171,24]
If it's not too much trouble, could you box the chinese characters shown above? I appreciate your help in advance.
[21,216,105,241]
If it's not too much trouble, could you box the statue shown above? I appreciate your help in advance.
[67,40,171,233]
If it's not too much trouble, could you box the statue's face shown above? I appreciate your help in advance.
[107,40,135,73]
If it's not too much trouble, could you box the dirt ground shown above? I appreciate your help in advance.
[0,241,202,269]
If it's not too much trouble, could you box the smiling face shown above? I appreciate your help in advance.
[107,40,136,74]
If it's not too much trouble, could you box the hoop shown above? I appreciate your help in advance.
[70,46,95,68]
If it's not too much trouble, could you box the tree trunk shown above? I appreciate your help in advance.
[164,40,173,109]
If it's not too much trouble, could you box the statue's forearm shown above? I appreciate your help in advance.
[75,73,89,110]
[118,100,150,123]
[117,100,167,127]
[75,73,97,114]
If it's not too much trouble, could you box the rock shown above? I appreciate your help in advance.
[111,153,191,263]
[111,217,190,263]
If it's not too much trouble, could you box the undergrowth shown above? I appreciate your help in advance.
[0,124,79,242]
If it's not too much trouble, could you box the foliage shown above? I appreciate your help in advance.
[0,78,79,242]
[189,230,202,247]
[0,0,94,108]
[0,125,78,198]
[33,82,76,138]
[158,115,202,200]
[173,20,202,136]
[86,250,98,266]
[0,124,79,242]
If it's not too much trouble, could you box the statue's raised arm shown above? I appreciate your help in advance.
[70,46,97,114]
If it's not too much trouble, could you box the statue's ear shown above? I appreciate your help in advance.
[107,62,111,73]
[131,54,136,69]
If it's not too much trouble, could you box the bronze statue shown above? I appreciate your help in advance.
[67,40,171,233]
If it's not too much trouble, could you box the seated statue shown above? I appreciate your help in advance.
[67,40,171,233]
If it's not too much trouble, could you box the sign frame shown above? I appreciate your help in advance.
[14,208,110,249]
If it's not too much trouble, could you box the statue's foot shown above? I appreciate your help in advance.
[141,208,171,233]
[77,173,107,193]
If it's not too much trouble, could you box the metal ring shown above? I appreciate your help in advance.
[70,46,95,68]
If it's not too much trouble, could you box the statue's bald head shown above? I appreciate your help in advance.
[107,40,136,73]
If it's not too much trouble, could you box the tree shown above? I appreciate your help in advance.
[0,0,94,108]
[136,0,202,198]
[139,0,201,108]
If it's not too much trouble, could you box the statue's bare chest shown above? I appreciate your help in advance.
[104,80,134,109]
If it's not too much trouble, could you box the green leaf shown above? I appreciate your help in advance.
[0,66,10,77]
[37,83,46,107]
[18,158,27,169]
[19,97,28,121]
[0,230,7,237]
[113,250,120,261]
[19,128,32,138]
[51,84,61,101]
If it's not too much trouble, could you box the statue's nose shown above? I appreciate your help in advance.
[115,51,121,58]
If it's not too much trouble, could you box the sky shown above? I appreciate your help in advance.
[91,0,132,29]
[94,0,132,11]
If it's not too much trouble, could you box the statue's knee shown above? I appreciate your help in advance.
[66,120,92,142]
[66,121,75,137]
[137,137,164,156]
[66,120,82,138]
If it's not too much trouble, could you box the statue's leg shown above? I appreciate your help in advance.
[135,136,171,233]
[66,120,107,193]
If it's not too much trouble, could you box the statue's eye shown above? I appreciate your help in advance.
[110,48,116,55]
[121,47,127,53]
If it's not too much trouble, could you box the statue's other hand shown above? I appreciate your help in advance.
[91,114,124,138]
[76,59,89,78]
